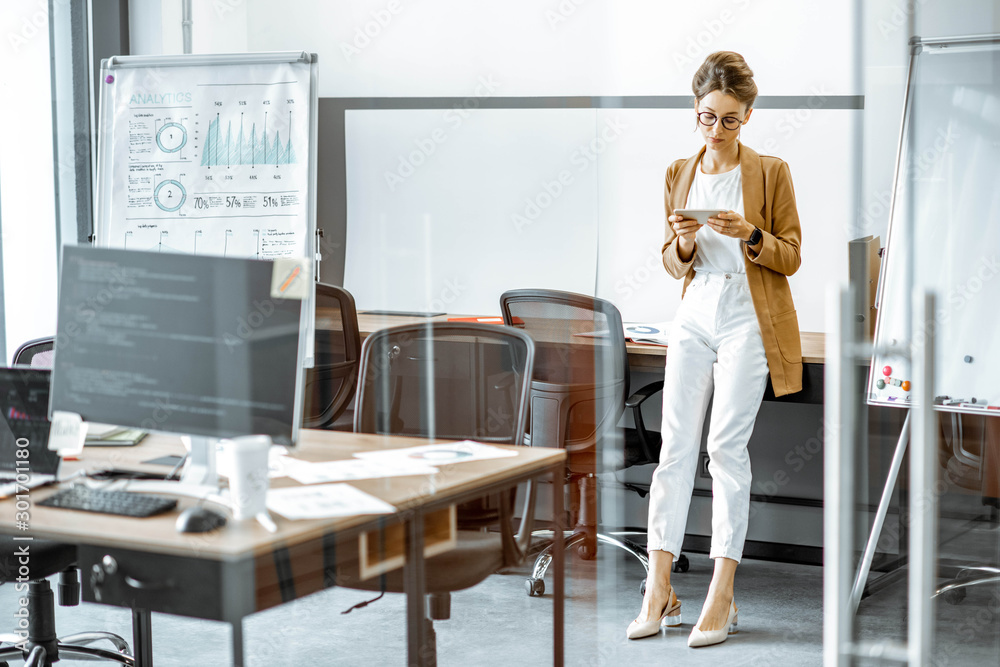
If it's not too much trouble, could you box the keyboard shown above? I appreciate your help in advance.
[39,486,178,518]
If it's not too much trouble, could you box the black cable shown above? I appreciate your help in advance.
[341,591,385,614]
[341,569,387,614]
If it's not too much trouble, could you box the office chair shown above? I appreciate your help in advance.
[3,346,137,665]
[302,284,361,430]
[340,322,540,664]
[933,414,1000,605]
[0,536,134,666]
[500,289,687,597]
[11,337,54,367]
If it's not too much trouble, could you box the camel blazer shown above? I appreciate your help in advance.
[661,142,803,396]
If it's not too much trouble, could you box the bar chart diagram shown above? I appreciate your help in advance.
[201,111,297,167]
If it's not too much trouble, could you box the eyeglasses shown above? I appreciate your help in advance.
[697,112,743,131]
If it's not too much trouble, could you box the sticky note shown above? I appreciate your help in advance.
[271,257,310,300]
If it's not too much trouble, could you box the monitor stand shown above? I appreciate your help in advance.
[179,435,221,489]
[124,435,278,532]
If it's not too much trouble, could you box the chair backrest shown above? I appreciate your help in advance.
[354,322,538,565]
[499,289,628,459]
[302,284,362,429]
[354,323,534,445]
[12,336,56,368]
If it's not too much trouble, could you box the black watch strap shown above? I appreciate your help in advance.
[745,228,763,246]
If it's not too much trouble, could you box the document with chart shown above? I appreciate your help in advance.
[100,61,311,259]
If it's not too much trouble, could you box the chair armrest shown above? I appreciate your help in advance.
[625,381,663,409]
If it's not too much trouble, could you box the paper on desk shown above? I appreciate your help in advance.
[353,440,518,466]
[216,445,294,479]
[287,457,438,485]
[623,321,673,346]
[86,422,121,437]
[267,483,397,520]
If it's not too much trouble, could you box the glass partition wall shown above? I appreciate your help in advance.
[830,35,1000,666]
[316,2,861,663]
[29,1,974,664]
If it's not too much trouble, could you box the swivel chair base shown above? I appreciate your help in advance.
[523,529,690,597]
[934,565,1000,605]
[0,580,134,667]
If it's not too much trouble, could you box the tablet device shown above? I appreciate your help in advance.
[674,209,726,225]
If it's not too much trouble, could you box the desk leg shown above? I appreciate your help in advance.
[131,608,153,667]
[231,620,244,667]
[553,468,564,667]
[405,513,432,667]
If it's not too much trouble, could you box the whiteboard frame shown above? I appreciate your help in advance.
[868,33,1000,416]
[94,51,319,443]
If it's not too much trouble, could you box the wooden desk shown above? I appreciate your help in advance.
[0,430,566,667]
[357,312,826,370]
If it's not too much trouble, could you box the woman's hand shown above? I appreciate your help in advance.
[706,210,752,242]
[668,214,701,262]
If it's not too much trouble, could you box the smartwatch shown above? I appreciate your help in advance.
[745,227,763,246]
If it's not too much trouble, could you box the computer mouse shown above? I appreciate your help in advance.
[175,506,228,533]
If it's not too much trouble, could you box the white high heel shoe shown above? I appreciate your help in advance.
[687,600,738,648]
[625,590,682,640]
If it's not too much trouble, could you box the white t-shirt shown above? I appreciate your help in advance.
[685,161,745,274]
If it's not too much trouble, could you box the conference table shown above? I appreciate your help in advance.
[357,312,827,400]
[356,312,825,365]
[0,430,566,667]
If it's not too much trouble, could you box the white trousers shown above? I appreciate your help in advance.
[646,271,770,563]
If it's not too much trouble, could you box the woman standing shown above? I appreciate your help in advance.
[627,51,803,647]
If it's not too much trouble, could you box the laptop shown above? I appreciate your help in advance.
[0,368,61,497]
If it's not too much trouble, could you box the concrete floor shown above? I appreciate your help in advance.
[2,529,998,666]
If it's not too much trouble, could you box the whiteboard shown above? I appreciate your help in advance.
[869,36,1000,415]
[94,52,319,364]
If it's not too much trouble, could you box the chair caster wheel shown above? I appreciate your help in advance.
[673,554,690,573]
[577,542,597,560]
[526,577,545,597]
[639,578,646,597]
[942,587,966,605]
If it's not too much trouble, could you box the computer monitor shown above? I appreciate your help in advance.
[50,246,306,452]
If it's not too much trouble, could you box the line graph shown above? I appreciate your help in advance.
[200,111,296,167]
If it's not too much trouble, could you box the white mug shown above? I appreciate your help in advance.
[220,435,272,520]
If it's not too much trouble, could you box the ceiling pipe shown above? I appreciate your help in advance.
[182,0,193,54]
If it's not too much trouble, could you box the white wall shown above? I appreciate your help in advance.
[0,0,58,362]
[130,0,868,332]
[244,0,858,98]
[129,0,248,55]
